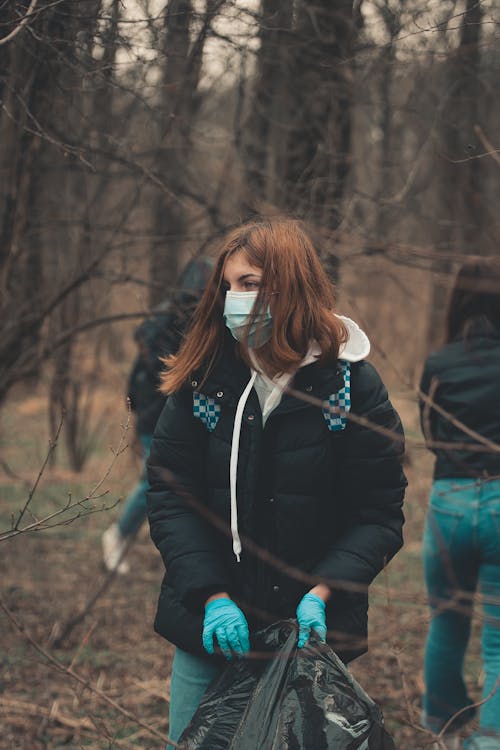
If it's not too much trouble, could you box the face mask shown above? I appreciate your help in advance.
[223,291,273,347]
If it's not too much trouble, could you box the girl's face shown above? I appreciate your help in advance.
[222,252,263,293]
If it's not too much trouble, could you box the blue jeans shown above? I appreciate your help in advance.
[168,648,222,747]
[423,478,500,748]
[117,434,153,537]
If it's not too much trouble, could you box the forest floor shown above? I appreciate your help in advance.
[0,382,485,750]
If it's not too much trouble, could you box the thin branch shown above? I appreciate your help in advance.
[0,458,30,487]
[474,124,500,167]
[0,410,131,542]
[13,412,64,531]
[0,0,38,46]
[418,387,500,455]
[421,376,438,447]
[438,675,500,740]
[0,596,175,746]
[383,566,416,726]
[290,385,500,456]
[50,537,135,648]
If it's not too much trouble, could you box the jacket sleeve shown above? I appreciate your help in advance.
[312,361,407,589]
[146,388,231,610]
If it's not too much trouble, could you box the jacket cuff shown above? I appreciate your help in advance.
[184,585,231,612]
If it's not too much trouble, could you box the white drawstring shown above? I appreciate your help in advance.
[230,370,257,562]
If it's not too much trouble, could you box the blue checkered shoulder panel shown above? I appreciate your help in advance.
[193,392,221,432]
[322,360,351,432]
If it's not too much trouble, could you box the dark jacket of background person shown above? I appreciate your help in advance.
[419,317,500,480]
[128,295,196,435]
[147,334,407,664]
[128,259,213,436]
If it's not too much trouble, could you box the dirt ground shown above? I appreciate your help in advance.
[0,383,484,750]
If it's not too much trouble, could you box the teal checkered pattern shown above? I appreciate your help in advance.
[322,360,351,432]
[193,392,221,431]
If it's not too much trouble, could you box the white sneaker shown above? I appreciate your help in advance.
[102,523,131,574]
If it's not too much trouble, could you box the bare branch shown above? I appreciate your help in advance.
[474,124,500,167]
[13,412,64,532]
[0,596,176,746]
[0,410,132,543]
[0,0,38,47]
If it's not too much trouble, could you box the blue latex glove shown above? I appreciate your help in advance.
[202,598,250,660]
[296,592,327,648]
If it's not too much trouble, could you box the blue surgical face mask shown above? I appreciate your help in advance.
[223,291,273,347]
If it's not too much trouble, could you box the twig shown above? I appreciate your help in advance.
[0,495,119,542]
[418,387,500,455]
[68,622,98,671]
[0,695,94,731]
[289,385,500,455]
[0,596,176,746]
[0,0,38,46]
[87,410,131,500]
[50,535,135,648]
[13,412,64,531]
[473,125,500,167]
[422,376,438,446]
[0,457,31,487]
[0,411,131,542]
[383,565,416,725]
[438,675,500,740]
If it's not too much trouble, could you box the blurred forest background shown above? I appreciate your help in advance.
[1,1,499,748]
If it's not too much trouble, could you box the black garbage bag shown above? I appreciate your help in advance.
[178,620,396,750]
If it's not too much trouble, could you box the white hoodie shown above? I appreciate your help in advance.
[229,315,370,561]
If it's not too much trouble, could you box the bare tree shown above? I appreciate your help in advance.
[242,0,358,229]
[426,0,486,348]
[242,0,294,206]
[149,0,225,306]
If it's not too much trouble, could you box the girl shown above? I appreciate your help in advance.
[147,218,407,745]
[420,259,500,750]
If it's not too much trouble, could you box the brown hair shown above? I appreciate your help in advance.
[161,218,348,393]
[445,257,500,343]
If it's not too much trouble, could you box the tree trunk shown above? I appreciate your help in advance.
[426,0,484,350]
[242,0,293,206]
[242,0,356,230]
[0,1,106,405]
[150,0,194,307]
[0,12,65,401]
[285,0,356,227]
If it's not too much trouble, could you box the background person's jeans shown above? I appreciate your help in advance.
[117,434,153,537]
[167,647,222,747]
[423,478,500,747]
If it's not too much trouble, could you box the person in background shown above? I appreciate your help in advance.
[102,257,213,574]
[419,258,500,750]
[146,218,407,746]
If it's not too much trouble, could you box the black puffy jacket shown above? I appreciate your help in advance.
[147,336,406,663]
[128,293,199,436]
[419,319,500,479]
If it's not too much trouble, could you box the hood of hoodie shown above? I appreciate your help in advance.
[336,315,371,362]
[296,315,370,369]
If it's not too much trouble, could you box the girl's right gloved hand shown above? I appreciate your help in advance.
[202,598,250,660]
[296,592,327,648]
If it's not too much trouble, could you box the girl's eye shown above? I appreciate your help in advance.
[244,281,259,290]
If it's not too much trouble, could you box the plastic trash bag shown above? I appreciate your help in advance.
[178,620,396,749]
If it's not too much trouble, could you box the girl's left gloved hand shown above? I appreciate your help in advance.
[296,592,327,648]
[202,598,250,660]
